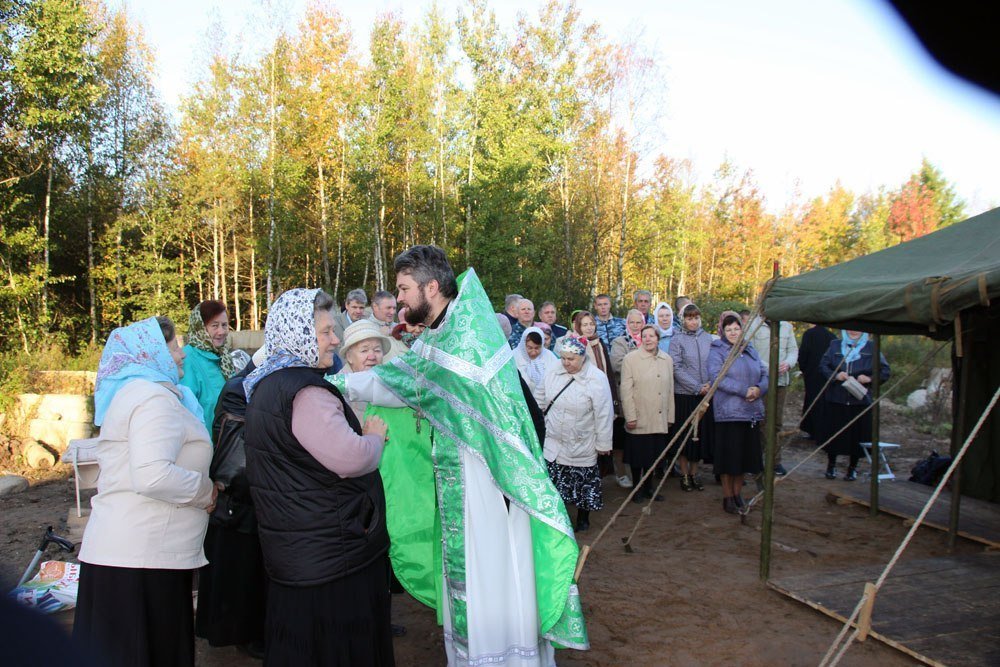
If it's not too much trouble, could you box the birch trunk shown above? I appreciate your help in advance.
[318,157,331,290]
[233,230,241,330]
[42,159,52,325]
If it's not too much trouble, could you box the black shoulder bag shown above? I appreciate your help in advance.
[542,378,575,417]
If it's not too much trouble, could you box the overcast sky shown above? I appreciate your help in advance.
[122,0,1000,216]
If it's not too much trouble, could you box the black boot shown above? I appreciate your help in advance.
[825,464,836,480]
[680,474,693,492]
[575,509,590,532]
[844,467,857,481]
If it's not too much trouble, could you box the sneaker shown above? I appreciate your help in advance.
[825,466,836,480]
[691,475,705,491]
[774,464,788,477]
[617,475,633,489]
[723,497,738,514]
[844,468,858,482]
[680,475,694,492]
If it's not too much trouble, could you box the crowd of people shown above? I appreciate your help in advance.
[500,290,891,518]
[71,248,891,667]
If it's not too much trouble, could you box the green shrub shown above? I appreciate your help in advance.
[0,346,101,418]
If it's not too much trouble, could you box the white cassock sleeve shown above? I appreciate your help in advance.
[340,370,408,408]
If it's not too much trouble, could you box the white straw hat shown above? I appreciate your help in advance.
[340,319,391,358]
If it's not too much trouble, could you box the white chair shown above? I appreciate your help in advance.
[63,438,100,517]
[859,441,900,481]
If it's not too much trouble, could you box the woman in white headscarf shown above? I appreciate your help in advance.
[514,326,559,393]
[653,302,674,353]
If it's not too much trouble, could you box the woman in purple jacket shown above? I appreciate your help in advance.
[708,314,769,514]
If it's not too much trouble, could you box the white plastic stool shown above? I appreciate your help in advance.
[860,442,900,481]
[64,438,100,517]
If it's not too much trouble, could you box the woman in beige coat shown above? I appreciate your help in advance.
[620,325,675,502]
[74,316,218,667]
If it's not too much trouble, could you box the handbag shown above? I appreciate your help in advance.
[841,375,868,401]
[543,378,575,417]
[210,412,246,486]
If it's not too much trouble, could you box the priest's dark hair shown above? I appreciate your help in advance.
[394,245,458,298]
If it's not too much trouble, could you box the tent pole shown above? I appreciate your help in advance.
[869,335,881,516]
[760,262,780,581]
[949,318,967,551]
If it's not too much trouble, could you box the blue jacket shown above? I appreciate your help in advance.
[819,339,890,406]
[669,326,713,395]
[707,338,769,423]
[595,315,626,351]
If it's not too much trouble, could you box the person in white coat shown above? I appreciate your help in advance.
[73,316,219,667]
[534,335,614,532]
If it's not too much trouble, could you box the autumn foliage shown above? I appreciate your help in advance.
[0,0,968,354]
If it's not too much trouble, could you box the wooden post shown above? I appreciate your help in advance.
[949,316,967,550]
[760,262,780,581]
[870,334,881,516]
[857,582,877,642]
[574,545,591,583]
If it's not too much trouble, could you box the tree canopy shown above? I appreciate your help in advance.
[0,0,971,353]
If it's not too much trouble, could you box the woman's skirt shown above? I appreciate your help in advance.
[800,373,828,438]
[625,432,667,471]
[713,421,763,476]
[671,393,715,463]
[195,523,267,647]
[546,460,603,511]
[73,563,195,667]
[264,555,394,667]
[820,401,871,458]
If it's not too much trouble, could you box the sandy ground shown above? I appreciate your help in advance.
[1,391,981,666]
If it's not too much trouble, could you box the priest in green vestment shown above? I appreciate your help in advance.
[328,245,588,667]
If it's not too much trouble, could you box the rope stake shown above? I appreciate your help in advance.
[818,383,1000,667]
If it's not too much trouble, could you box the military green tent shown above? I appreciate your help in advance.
[763,207,1000,503]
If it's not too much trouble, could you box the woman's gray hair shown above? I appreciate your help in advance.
[155,315,176,343]
[313,290,335,313]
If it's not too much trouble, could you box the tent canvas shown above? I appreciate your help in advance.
[763,207,1000,339]
[762,207,1000,503]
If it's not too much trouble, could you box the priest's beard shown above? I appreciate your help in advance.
[404,287,432,325]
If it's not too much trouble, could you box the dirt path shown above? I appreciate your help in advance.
[1,391,980,666]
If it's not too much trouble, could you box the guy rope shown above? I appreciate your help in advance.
[575,275,777,576]
[738,339,949,519]
[817,383,1000,667]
